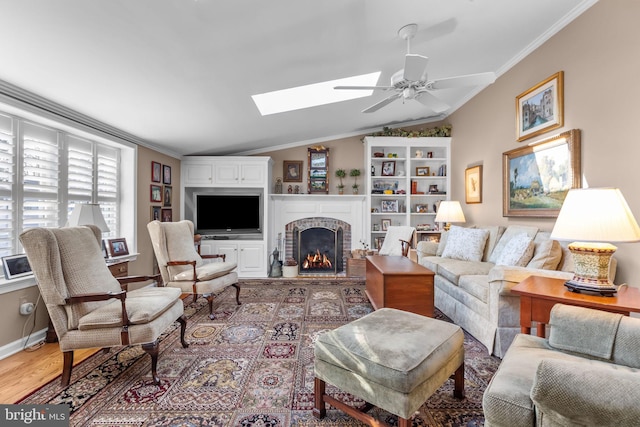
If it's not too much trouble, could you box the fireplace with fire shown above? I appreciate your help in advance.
[287,217,348,275]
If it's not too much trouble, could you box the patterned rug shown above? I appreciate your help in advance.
[19,278,501,426]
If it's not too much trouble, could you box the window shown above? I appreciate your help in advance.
[0,112,121,265]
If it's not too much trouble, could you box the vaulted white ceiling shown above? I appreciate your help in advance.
[0,0,595,156]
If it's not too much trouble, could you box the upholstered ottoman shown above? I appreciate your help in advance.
[313,307,465,427]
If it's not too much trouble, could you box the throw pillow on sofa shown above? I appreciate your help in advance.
[495,233,535,266]
[440,225,489,262]
[527,237,563,270]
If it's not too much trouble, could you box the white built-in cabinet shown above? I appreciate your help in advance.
[363,137,451,249]
[181,156,272,277]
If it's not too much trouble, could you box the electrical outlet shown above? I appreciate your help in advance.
[19,296,34,316]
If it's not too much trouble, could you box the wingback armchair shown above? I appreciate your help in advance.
[20,225,188,387]
[483,303,640,426]
[147,220,240,319]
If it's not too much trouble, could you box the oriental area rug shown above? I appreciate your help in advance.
[19,278,501,426]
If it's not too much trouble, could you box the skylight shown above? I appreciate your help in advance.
[251,72,381,116]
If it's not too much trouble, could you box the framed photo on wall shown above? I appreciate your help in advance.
[465,165,483,204]
[150,185,162,202]
[161,208,173,222]
[151,161,162,183]
[163,164,172,185]
[283,160,303,182]
[151,206,161,221]
[516,71,564,142]
[163,185,172,207]
[503,129,581,217]
[307,147,329,194]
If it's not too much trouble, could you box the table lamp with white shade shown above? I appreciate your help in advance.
[435,200,466,231]
[550,188,640,296]
[67,203,110,232]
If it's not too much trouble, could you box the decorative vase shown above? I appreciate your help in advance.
[282,265,298,278]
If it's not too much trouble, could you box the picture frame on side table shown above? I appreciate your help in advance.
[283,160,303,182]
[150,185,162,203]
[465,165,483,204]
[1,254,32,279]
[503,129,581,217]
[151,161,161,183]
[107,238,129,257]
[516,71,564,142]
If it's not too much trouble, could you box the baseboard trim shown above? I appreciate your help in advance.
[0,328,47,361]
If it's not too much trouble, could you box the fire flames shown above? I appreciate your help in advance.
[301,249,333,270]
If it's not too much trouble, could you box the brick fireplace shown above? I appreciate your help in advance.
[285,217,349,274]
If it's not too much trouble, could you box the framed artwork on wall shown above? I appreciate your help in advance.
[516,71,564,142]
[308,147,329,193]
[163,164,172,185]
[151,206,161,221]
[465,165,483,204]
[150,185,162,203]
[163,185,172,207]
[161,208,173,222]
[151,161,162,183]
[283,160,303,182]
[503,129,581,217]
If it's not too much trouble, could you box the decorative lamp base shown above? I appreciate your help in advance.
[566,242,617,296]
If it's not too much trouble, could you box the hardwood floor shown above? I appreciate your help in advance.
[0,343,98,403]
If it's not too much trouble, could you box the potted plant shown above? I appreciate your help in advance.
[335,169,346,194]
[350,168,361,194]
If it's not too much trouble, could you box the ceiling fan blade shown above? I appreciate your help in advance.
[403,54,429,82]
[334,85,393,90]
[414,91,449,113]
[362,93,402,113]
[429,71,496,90]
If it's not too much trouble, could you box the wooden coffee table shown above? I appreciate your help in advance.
[512,275,640,337]
[365,255,435,317]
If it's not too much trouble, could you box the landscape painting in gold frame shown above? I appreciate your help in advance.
[516,71,564,142]
[503,129,581,217]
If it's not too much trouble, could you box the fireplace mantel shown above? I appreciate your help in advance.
[269,194,366,252]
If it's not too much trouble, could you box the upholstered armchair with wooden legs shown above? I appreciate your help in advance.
[378,226,416,257]
[19,225,188,387]
[147,220,240,319]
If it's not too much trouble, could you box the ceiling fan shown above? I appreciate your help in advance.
[335,23,496,114]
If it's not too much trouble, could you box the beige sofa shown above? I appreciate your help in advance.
[416,224,587,358]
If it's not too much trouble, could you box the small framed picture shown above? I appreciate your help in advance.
[381,161,396,176]
[381,199,399,213]
[428,184,439,193]
[1,254,32,279]
[151,205,162,221]
[161,208,173,222]
[151,161,162,183]
[150,184,162,202]
[163,185,172,207]
[416,166,430,176]
[465,165,483,204]
[283,160,303,182]
[108,238,129,257]
[415,204,429,213]
[163,164,172,185]
[381,219,391,231]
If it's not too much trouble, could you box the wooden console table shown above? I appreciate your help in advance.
[512,275,640,337]
[365,255,434,317]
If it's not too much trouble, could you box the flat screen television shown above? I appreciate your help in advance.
[195,194,262,235]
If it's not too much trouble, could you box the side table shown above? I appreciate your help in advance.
[511,275,640,337]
